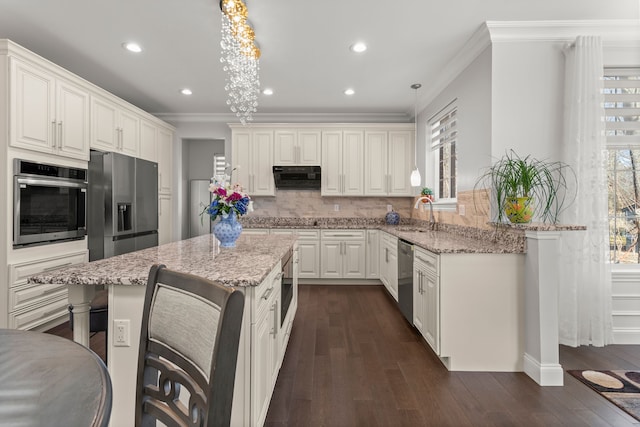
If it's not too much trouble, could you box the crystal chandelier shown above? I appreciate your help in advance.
[220,0,261,124]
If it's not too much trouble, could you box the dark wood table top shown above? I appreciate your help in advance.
[0,329,112,427]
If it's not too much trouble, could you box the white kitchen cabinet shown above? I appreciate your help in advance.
[7,251,88,331]
[413,247,440,354]
[274,129,321,166]
[91,94,139,157]
[251,264,281,427]
[379,232,398,300]
[157,126,173,194]
[364,130,413,196]
[320,230,366,279]
[139,118,158,162]
[272,229,320,279]
[158,194,172,245]
[231,128,275,196]
[10,58,90,160]
[366,229,379,279]
[321,130,364,196]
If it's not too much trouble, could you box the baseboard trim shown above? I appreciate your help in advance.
[523,353,564,386]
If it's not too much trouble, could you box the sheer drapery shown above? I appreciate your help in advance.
[559,35,613,347]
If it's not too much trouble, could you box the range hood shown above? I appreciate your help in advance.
[273,165,321,190]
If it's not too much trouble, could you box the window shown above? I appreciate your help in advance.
[606,68,640,264]
[213,153,226,180]
[429,103,457,201]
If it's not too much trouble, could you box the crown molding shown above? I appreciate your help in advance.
[416,20,640,113]
[155,112,411,124]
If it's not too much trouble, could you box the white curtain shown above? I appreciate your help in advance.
[559,36,613,347]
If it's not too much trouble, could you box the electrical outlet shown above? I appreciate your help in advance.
[334,204,340,212]
[459,204,466,216]
[387,204,392,212]
[113,319,130,347]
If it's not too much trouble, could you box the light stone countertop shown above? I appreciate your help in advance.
[27,234,297,287]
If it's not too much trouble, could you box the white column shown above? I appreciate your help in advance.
[67,285,96,347]
[523,230,564,386]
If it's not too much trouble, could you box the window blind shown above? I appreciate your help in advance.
[604,68,640,147]
[430,106,457,199]
[213,154,226,178]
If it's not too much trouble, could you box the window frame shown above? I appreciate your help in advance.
[426,100,458,211]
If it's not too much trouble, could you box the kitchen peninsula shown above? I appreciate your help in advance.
[28,233,298,427]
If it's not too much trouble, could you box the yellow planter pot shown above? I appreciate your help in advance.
[505,196,533,224]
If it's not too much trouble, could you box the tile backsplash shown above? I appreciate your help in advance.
[411,189,492,230]
[249,190,414,220]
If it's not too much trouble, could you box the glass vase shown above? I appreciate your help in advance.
[213,212,243,247]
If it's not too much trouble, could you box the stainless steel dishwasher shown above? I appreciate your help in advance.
[397,239,414,323]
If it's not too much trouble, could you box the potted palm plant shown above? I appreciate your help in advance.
[474,150,575,224]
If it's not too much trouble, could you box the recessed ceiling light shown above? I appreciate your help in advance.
[181,88,193,95]
[344,88,355,96]
[350,42,367,53]
[262,88,273,95]
[123,42,142,53]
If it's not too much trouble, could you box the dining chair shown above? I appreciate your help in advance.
[135,264,245,427]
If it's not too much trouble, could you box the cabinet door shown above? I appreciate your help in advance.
[321,131,342,195]
[158,127,173,194]
[232,131,252,191]
[342,131,364,195]
[91,96,119,151]
[298,240,320,279]
[320,240,342,279]
[251,130,274,196]
[158,194,172,245]
[423,271,440,354]
[119,108,140,157]
[388,131,413,196]
[364,131,388,196]
[343,240,366,279]
[297,130,321,165]
[10,59,55,153]
[252,304,274,426]
[56,79,89,160]
[413,266,425,334]
[139,119,158,162]
[365,230,379,279]
[274,130,296,166]
[387,246,398,300]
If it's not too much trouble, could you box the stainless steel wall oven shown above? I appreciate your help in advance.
[13,159,87,247]
[280,248,294,326]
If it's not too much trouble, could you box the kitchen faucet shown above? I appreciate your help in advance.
[414,197,436,230]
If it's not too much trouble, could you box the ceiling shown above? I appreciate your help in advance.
[0,0,637,123]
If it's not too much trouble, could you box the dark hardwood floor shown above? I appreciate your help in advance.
[45,284,640,426]
[45,322,107,365]
[265,285,640,427]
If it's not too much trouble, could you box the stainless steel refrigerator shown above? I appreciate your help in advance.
[189,179,212,237]
[88,150,159,261]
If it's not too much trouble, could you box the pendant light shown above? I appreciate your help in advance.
[410,83,422,187]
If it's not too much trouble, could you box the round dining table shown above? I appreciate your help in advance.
[0,329,112,427]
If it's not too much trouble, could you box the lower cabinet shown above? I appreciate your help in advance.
[379,232,398,300]
[271,229,320,279]
[365,230,379,279]
[412,248,525,372]
[320,230,366,279]
[7,250,88,330]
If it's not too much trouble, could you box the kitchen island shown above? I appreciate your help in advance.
[28,233,299,427]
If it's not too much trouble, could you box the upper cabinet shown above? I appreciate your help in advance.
[9,58,90,160]
[91,94,139,157]
[274,129,321,166]
[321,130,364,196]
[364,129,413,196]
[157,126,173,194]
[231,128,275,196]
[139,118,158,162]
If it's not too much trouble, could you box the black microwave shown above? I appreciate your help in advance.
[13,159,88,247]
[273,165,321,190]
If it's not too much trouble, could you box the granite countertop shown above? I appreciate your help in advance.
[27,234,297,287]
[241,217,527,254]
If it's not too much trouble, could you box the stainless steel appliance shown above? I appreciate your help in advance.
[88,150,158,261]
[13,159,87,247]
[273,165,321,189]
[280,248,294,326]
[189,179,212,237]
[398,239,414,323]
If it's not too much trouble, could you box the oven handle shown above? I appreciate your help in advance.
[16,177,87,189]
